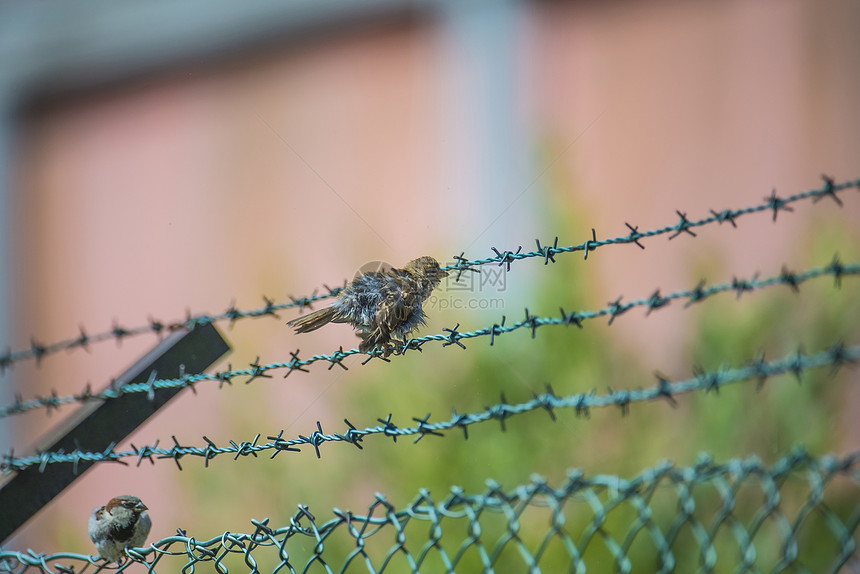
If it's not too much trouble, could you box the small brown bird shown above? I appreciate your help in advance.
[287,256,448,354]
[88,495,151,563]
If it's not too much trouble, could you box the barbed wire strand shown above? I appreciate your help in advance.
[2,256,856,420]
[444,176,858,277]
[2,338,855,474]
[0,447,856,574]
[0,286,346,373]
[1,175,856,372]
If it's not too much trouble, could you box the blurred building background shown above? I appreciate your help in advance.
[1,0,859,569]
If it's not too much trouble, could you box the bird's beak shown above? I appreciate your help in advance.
[439,269,449,278]
[136,502,148,512]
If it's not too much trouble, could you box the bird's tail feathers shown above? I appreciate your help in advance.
[287,307,339,333]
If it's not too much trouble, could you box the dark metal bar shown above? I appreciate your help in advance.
[0,322,230,543]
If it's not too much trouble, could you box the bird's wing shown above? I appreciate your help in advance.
[376,277,417,334]
[357,276,418,353]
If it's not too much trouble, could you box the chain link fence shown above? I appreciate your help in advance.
[1,448,858,573]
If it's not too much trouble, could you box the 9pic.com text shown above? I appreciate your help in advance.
[426,295,505,312]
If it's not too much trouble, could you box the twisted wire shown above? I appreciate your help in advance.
[0,286,344,373]
[1,257,855,420]
[1,175,856,371]
[0,448,856,574]
[2,339,855,473]
[443,176,858,279]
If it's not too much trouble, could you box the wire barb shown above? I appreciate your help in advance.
[491,246,523,272]
[535,236,560,263]
[766,188,794,221]
[668,210,697,240]
[624,223,646,249]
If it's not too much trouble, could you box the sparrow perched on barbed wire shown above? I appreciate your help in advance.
[88,495,151,563]
[287,256,448,354]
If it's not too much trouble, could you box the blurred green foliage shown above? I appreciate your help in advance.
[153,164,859,571]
